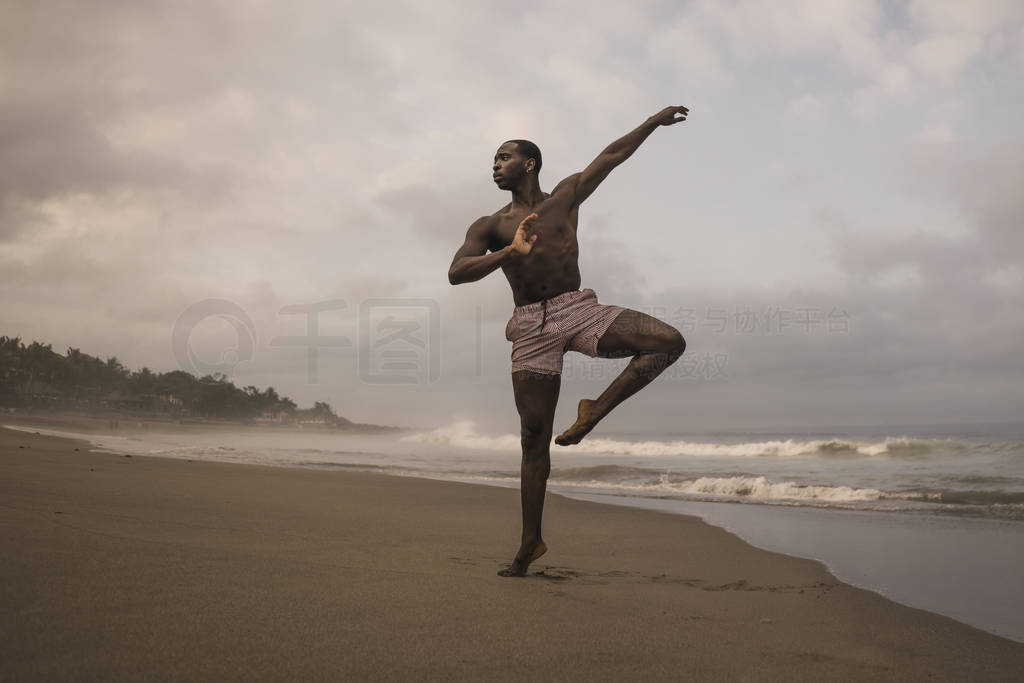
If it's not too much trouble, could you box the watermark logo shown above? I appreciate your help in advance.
[269,300,352,384]
[660,306,851,335]
[171,297,442,385]
[171,299,257,380]
[170,295,851,386]
[562,351,729,382]
[359,299,440,384]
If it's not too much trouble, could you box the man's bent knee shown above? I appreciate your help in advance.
[668,330,686,361]
[651,328,685,361]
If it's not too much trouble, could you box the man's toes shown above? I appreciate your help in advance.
[555,426,586,445]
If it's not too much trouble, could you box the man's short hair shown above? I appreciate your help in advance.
[506,139,542,174]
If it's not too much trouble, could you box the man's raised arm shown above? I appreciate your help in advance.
[569,105,688,207]
[448,214,538,285]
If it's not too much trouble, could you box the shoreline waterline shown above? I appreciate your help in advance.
[560,491,1024,643]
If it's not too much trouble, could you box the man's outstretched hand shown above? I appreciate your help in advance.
[509,213,539,257]
[650,105,689,126]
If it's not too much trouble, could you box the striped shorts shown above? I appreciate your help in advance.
[505,288,627,375]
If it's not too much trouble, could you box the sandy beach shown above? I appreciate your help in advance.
[2,426,1022,680]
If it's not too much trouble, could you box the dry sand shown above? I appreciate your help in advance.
[2,427,1022,680]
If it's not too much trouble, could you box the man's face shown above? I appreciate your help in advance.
[492,142,531,190]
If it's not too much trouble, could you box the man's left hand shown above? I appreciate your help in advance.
[650,105,689,126]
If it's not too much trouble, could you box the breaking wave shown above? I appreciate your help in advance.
[402,421,975,458]
[562,473,887,502]
[460,467,1024,519]
[401,421,521,450]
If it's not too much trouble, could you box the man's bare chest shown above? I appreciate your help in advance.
[489,207,578,252]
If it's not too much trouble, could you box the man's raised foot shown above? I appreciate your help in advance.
[555,399,601,446]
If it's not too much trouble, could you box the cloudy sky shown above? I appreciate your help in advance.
[2,0,1022,433]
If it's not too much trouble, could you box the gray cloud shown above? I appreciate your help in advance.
[1,1,1022,430]
[0,104,194,201]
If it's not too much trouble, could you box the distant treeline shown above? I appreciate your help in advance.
[0,336,346,424]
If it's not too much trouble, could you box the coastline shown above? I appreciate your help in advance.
[2,427,1023,680]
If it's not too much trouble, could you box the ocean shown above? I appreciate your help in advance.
[9,420,1024,642]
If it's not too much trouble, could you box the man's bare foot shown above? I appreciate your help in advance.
[554,399,601,446]
[497,540,548,577]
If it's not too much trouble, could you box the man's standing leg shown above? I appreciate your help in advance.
[556,309,685,446]
[499,369,560,577]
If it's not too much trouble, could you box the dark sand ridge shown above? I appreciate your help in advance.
[2,428,1022,680]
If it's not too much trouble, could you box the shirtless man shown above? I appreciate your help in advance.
[448,106,689,577]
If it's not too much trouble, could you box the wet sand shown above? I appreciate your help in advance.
[2,427,1022,680]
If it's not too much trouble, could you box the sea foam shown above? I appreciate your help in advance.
[402,421,966,458]
[467,471,886,503]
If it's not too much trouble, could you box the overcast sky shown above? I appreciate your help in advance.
[2,1,1022,434]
